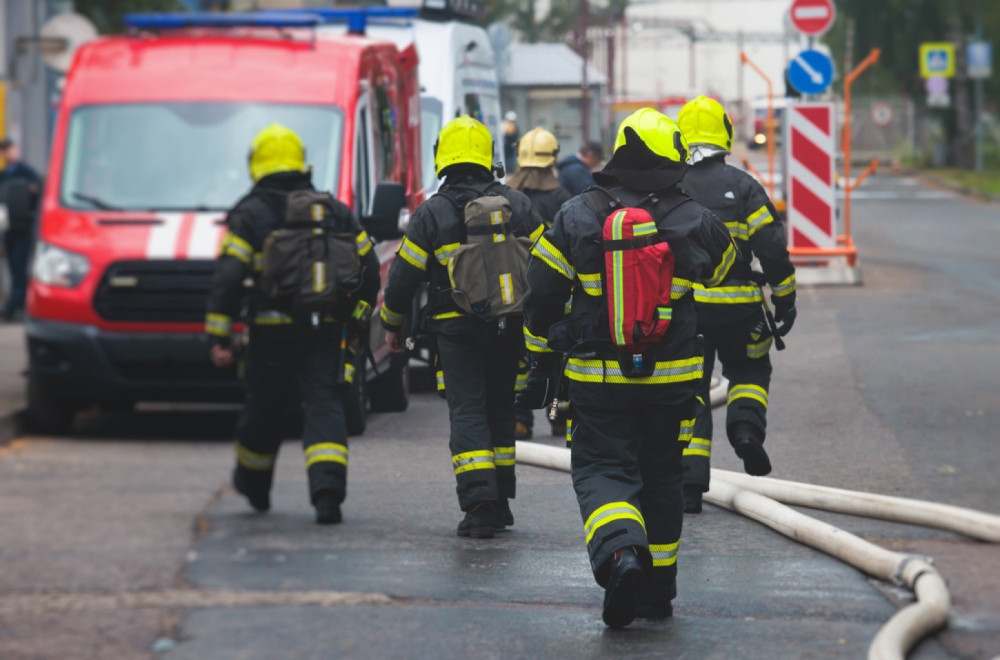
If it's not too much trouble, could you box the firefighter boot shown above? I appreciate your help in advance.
[602,547,644,629]
[314,489,342,525]
[635,580,675,620]
[515,421,533,440]
[457,501,497,538]
[494,498,514,530]
[732,423,771,476]
[232,466,271,512]
[683,484,704,514]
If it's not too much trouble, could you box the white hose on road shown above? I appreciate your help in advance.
[514,440,972,660]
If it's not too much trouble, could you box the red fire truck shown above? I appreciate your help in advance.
[26,11,423,434]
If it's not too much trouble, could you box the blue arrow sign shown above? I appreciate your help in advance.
[788,48,835,95]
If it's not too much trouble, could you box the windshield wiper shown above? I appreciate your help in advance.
[71,192,122,210]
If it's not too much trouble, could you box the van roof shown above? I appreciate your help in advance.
[63,33,391,107]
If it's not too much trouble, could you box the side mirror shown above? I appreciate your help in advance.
[363,182,407,242]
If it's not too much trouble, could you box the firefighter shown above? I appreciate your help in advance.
[380,116,544,539]
[522,108,737,627]
[676,96,797,514]
[506,127,572,440]
[206,124,380,525]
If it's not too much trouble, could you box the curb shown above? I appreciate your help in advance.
[0,406,26,447]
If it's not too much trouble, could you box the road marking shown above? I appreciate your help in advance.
[849,190,955,200]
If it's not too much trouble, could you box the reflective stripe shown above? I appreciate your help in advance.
[609,210,628,346]
[532,236,575,280]
[584,501,645,544]
[499,272,513,305]
[253,253,263,273]
[380,303,405,327]
[253,310,293,325]
[724,221,749,242]
[435,242,460,265]
[671,277,693,300]
[633,221,657,236]
[705,242,736,287]
[578,272,603,296]
[432,311,464,320]
[206,313,232,337]
[728,383,769,408]
[236,441,276,471]
[524,326,553,353]
[515,370,529,390]
[693,284,763,305]
[747,336,772,359]
[772,273,796,298]
[657,307,672,321]
[452,450,495,475]
[343,362,355,384]
[356,230,374,256]
[491,210,507,243]
[649,541,679,567]
[398,236,428,270]
[220,232,252,264]
[304,442,349,468]
[684,436,711,457]
[746,205,773,237]
[312,262,326,293]
[495,445,516,467]
[436,370,445,392]
[565,356,702,385]
[678,417,695,444]
[529,224,545,242]
[565,418,573,445]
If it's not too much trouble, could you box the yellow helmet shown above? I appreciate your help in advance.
[517,127,560,169]
[249,123,305,183]
[433,115,493,178]
[613,107,688,163]
[677,95,733,152]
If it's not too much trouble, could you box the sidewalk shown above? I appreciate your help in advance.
[0,321,26,445]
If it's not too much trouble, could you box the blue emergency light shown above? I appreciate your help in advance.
[123,12,323,32]
[280,7,419,34]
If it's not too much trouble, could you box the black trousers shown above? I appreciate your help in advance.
[436,317,523,511]
[684,310,773,492]
[569,378,692,598]
[233,327,349,505]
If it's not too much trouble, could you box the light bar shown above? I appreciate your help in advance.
[123,12,322,31]
[281,7,419,34]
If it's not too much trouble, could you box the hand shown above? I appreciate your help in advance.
[210,344,234,368]
[385,329,405,355]
[514,354,559,410]
[772,302,796,337]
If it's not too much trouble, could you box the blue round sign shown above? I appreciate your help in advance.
[788,48,835,95]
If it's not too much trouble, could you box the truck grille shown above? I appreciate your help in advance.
[94,260,216,323]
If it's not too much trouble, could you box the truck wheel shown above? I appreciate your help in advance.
[27,376,76,435]
[344,351,367,436]
[368,353,409,413]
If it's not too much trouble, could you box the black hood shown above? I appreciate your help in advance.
[251,170,314,218]
[594,127,688,193]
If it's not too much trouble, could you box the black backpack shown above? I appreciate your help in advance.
[259,190,363,317]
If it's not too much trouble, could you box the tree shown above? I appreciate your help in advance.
[485,0,628,44]
[75,0,184,34]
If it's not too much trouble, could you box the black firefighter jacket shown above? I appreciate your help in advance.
[683,155,797,327]
[205,171,380,346]
[523,176,738,403]
[379,171,545,333]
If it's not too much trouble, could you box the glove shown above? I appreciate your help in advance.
[514,354,559,410]
[772,301,796,337]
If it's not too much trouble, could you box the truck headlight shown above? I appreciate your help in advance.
[32,241,90,288]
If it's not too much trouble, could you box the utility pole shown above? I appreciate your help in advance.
[580,0,590,142]
[974,0,985,174]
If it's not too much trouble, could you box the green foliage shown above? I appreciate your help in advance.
[75,0,184,34]
[486,0,628,44]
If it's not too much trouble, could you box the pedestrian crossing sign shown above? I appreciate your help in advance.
[920,42,955,78]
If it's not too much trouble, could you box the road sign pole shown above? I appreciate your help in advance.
[842,48,880,258]
[741,51,775,200]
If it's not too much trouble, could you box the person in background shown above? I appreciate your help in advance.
[556,140,603,196]
[502,111,520,169]
[0,137,43,322]
[506,126,571,441]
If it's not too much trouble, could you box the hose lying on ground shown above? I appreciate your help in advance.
[513,440,996,660]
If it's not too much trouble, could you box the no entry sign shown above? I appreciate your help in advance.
[789,0,835,37]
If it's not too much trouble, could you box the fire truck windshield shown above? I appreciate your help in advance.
[60,102,345,212]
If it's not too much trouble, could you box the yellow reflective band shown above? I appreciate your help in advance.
[747,336,772,359]
[313,262,326,293]
[253,310,293,325]
[494,445,516,467]
[684,437,711,457]
[724,221,749,241]
[693,284,763,305]
[529,223,545,242]
[727,383,769,408]
[649,541,679,567]
[304,442,349,468]
[524,326,553,353]
[253,253,263,273]
[578,272,603,296]
[565,418,573,444]
[772,273,797,298]
[746,205,774,237]
[343,362,355,384]
[633,221,657,236]
[678,417,695,443]
[657,307,672,321]
[452,449,495,475]
[220,232,252,264]
[435,243,461,265]
[432,311,464,320]
[436,370,446,391]
[565,356,703,385]
[380,303,405,327]
[531,236,575,280]
[352,299,373,323]
[206,313,232,337]
[398,236,429,270]
[236,441,276,471]
[671,277,693,300]
[609,210,628,346]
[499,272,513,304]
[584,501,645,544]
[705,242,736,287]
[515,370,529,390]
[356,231,374,256]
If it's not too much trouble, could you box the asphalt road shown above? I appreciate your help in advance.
[0,171,997,659]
